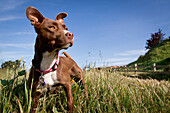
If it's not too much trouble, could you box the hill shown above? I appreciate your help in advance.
[128,39,170,66]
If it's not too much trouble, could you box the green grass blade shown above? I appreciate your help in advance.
[14,95,23,113]
[52,106,59,113]
[27,77,34,113]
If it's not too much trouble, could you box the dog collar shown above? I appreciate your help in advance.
[33,55,60,75]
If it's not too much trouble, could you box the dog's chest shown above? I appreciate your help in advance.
[40,51,59,86]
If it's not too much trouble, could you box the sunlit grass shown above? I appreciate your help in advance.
[0,67,169,113]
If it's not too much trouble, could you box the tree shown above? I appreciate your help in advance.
[145,29,165,50]
[1,60,21,69]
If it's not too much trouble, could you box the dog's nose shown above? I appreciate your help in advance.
[65,32,74,39]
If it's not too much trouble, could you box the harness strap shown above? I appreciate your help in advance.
[33,54,60,75]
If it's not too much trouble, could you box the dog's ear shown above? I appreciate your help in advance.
[26,6,44,27]
[55,13,67,24]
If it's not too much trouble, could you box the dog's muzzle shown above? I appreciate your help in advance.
[62,30,74,49]
[65,32,74,39]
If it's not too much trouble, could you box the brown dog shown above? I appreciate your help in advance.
[26,6,87,112]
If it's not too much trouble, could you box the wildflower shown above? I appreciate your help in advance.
[72,79,75,83]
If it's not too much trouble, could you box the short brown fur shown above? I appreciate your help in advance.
[26,6,87,112]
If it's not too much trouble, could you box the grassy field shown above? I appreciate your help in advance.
[0,68,169,113]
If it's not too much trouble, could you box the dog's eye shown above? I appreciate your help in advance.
[49,26,55,30]
[65,27,68,30]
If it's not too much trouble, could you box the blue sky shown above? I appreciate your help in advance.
[0,0,170,69]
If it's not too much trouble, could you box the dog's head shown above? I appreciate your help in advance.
[26,6,74,52]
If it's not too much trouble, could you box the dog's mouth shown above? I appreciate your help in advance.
[61,42,73,49]
[53,42,73,50]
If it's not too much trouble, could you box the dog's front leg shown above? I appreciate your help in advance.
[64,82,74,112]
[32,92,42,113]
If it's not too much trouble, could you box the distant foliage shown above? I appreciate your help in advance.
[1,60,21,69]
[145,29,165,50]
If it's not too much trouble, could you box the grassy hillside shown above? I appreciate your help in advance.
[128,39,170,66]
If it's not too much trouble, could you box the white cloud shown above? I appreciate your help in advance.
[105,57,135,62]
[109,61,133,66]
[0,51,32,59]
[0,0,25,11]
[0,43,34,49]
[94,49,147,67]
[114,49,147,57]
[0,16,23,21]
[0,32,33,36]
[104,57,137,66]
[104,49,146,63]
[12,32,32,35]
[96,60,136,67]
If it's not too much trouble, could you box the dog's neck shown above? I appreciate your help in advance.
[40,51,58,71]
[32,36,59,71]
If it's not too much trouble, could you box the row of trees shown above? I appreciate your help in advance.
[145,29,169,50]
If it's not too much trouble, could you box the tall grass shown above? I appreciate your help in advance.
[0,68,169,112]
